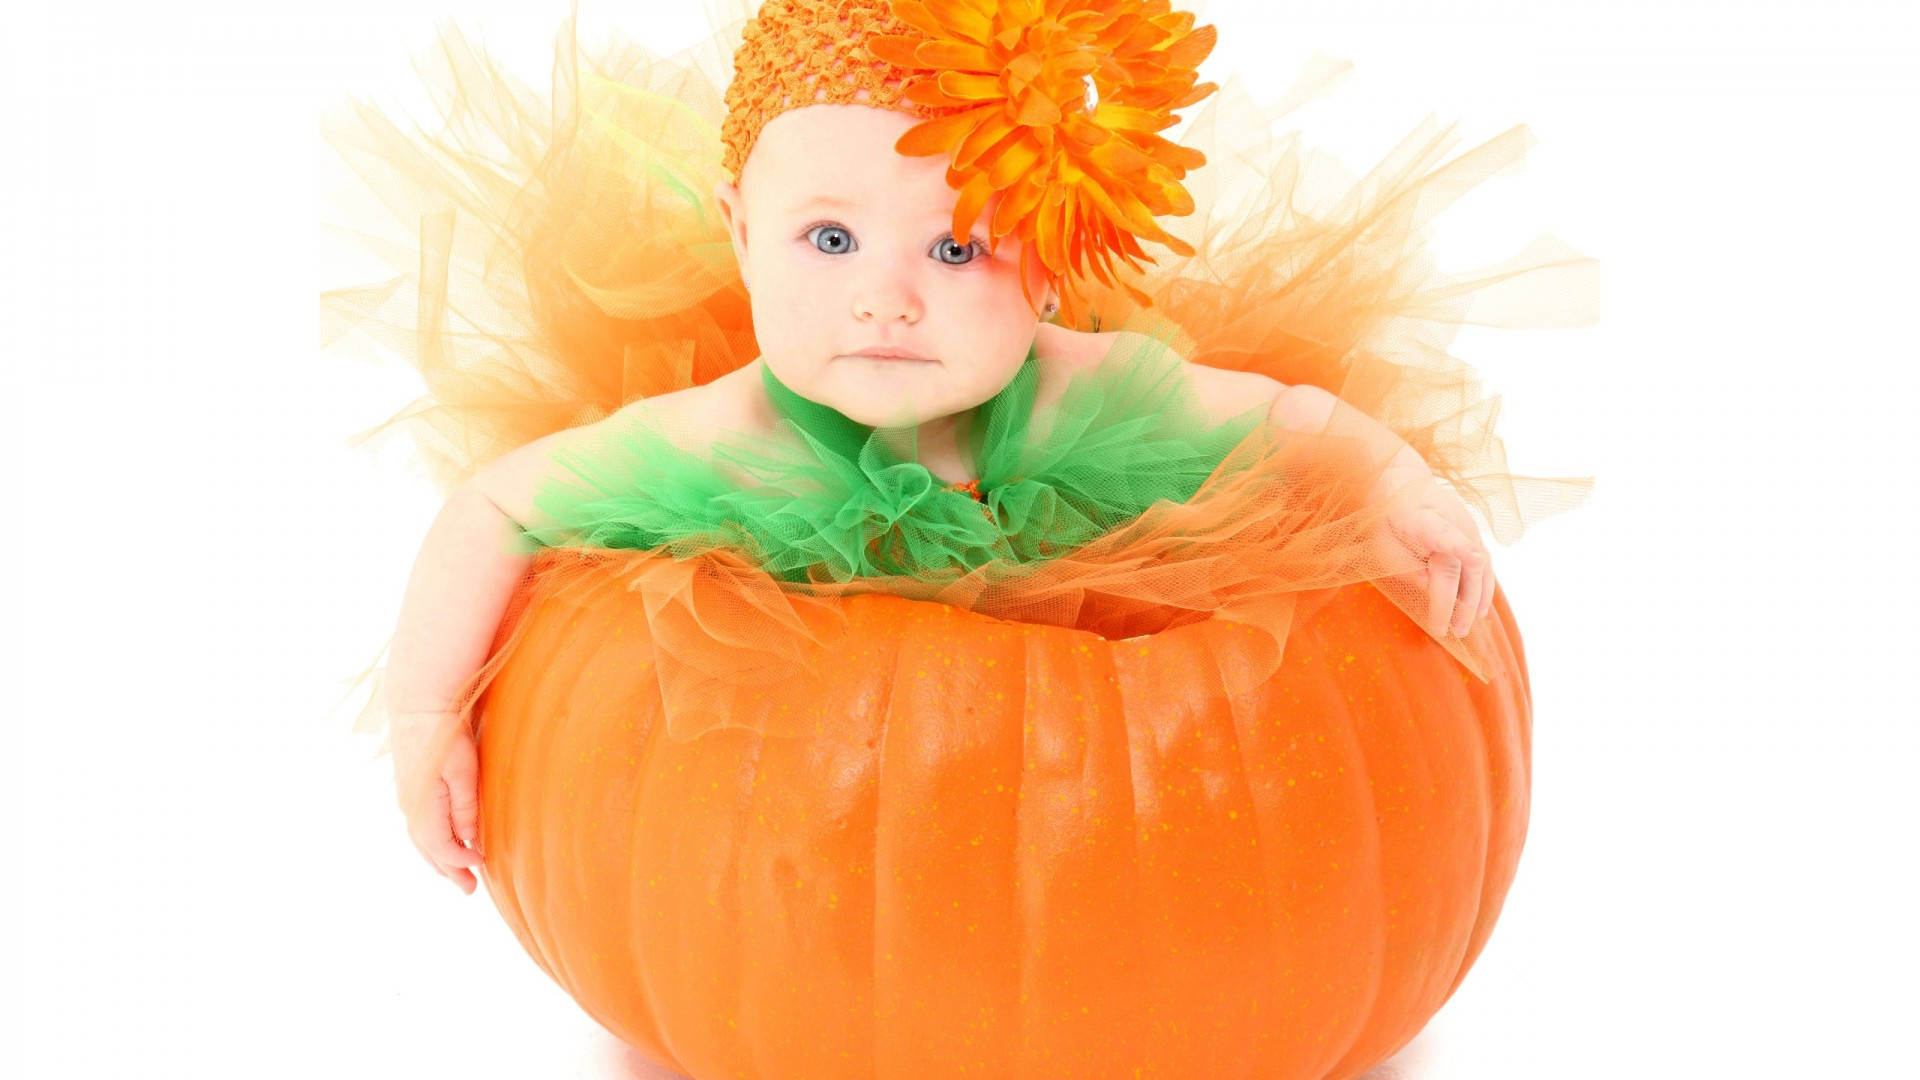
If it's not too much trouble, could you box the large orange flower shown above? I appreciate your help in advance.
[865,0,1218,320]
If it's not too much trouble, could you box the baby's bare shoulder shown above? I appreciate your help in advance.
[1045,326,1286,425]
[1183,356,1286,425]
[466,376,735,529]
[1030,323,1116,409]
[682,359,779,439]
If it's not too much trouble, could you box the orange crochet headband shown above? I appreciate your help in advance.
[719,0,1219,320]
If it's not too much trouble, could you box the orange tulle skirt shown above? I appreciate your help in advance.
[320,3,1596,748]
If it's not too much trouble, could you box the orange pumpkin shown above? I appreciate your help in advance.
[318,24,1593,1077]
[469,548,1530,1079]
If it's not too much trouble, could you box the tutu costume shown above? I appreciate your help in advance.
[322,1,1598,1075]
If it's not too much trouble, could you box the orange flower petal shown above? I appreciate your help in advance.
[950,170,995,243]
[1034,195,1064,275]
[1175,80,1218,110]
[1005,53,1044,85]
[1070,213,1100,279]
[1065,2,1114,27]
[1159,179,1194,217]
[986,134,1046,189]
[1086,136,1153,178]
[1163,22,1217,69]
[991,175,1047,239]
[903,81,975,110]
[1004,0,1043,22]
[894,105,996,156]
[1076,173,1151,236]
[1114,20,1160,55]
[919,0,993,43]
[1017,244,1040,309]
[1053,50,1100,79]
[952,110,1020,171]
[1140,136,1206,173]
[1091,102,1175,133]
[1013,90,1062,126]
[1081,239,1108,284]
[1062,115,1110,147]
[935,70,1007,102]
[864,34,927,68]
[1156,9,1196,34]
[918,39,997,70]
[888,0,949,40]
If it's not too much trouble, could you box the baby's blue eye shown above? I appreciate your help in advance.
[933,236,984,265]
[808,224,854,255]
[804,223,985,264]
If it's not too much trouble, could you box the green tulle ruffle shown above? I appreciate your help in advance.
[518,335,1269,583]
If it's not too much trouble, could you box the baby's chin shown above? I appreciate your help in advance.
[826,359,953,425]
[836,396,954,430]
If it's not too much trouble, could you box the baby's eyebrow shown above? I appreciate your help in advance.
[787,194,971,221]
[788,194,861,213]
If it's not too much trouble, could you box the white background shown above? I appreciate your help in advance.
[4,0,1916,1076]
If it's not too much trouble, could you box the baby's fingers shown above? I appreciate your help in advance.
[1450,548,1488,637]
[417,842,478,893]
[408,780,485,893]
[1472,558,1496,622]
[1424,550,1461,638]
[429,781,485,867]
[442,866,477,895]
[1400,507,1465,637]
[444,741,482,851]
[1405,508,1490,639]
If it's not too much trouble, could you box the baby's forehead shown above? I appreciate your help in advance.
[749,179,961,214]
[741,171,977,226]
[742,104,942,191]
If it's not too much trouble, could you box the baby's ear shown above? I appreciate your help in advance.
[713,179,749,266]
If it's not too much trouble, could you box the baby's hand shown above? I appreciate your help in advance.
[1374,467,1495,640]
[390,710,485,895]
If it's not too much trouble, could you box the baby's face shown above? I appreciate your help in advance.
[714,104,1056,429]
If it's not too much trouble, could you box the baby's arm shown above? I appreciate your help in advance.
[1269,383,1494,635]
[386,491,532,718]
[383,419,613,892]
[1179,355,1429,480]
[1265,383,1430,480]
[388,418,621,711]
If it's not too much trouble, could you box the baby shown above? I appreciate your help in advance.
[381,13,1497,895]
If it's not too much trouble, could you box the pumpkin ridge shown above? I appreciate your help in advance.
[624,673,677,1059]
[868,614,902,1043]
[1200,632,1280,1060]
